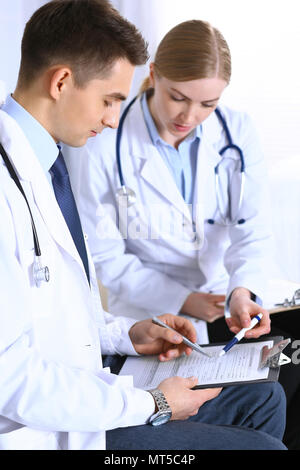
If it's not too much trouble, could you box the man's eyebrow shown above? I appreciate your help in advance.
[170,88,220,104]
[106,92,127,101]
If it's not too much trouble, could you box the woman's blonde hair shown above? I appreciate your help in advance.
[140,20,231,93]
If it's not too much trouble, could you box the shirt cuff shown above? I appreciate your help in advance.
[122,387,156,425]
[104,316,139,356]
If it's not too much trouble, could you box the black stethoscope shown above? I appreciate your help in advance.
[0,142,50,287]
[115,95,246,226]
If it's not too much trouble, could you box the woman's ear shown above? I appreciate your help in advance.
[149,63,156,88]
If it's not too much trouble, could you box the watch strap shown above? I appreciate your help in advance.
[149,389,170,411]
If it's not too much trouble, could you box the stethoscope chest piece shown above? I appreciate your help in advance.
[116,186,137,208]
[33,256,50,287]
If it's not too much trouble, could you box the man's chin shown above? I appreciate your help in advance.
[67,137,90,148]
[65,131,101,148]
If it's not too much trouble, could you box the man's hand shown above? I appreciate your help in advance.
[130,314,222,420]
[158,377,222,421]
[129,313,197,361]
[227,287,270,338]
[180,292,226,323]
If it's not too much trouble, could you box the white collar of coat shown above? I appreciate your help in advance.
[0,110,88,272]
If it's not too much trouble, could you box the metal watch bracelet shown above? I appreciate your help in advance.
[148,388,172,425]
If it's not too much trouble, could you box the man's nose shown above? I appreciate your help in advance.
[103,113,119,129]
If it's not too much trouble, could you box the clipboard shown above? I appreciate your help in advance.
[115,336,291,390]
[193,336,291,389]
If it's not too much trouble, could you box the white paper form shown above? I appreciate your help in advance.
[119,341,273,389]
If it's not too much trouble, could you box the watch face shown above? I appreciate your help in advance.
[150,411,172,426]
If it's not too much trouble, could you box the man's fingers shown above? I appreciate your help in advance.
[156,315,198,343]
[152,325,183,344]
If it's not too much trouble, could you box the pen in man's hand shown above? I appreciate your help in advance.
[152,316,211,358]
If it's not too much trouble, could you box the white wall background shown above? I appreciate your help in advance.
[0,0,48,100]
[111,0,300,167]
[1,0,300,282]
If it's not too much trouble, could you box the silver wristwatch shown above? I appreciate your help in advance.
[148,388,172,426]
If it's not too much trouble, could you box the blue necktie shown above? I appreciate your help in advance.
[51,149,90,284]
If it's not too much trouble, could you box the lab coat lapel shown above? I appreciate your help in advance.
[30,172,84,267]
[0,111,84,267]
[141,151,193,220]
[129,102,193,221]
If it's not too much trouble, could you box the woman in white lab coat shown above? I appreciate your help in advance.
[66,20,300,449]
[67,20,271,340]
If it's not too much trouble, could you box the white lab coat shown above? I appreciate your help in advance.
[0,109,155,450]
[64,97,272,341]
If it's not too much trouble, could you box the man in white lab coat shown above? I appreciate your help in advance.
[0,0,286,451]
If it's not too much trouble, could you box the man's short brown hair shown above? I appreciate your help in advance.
[18,0,149,88]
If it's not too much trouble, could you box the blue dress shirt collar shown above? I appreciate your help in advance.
[2,94,59,175]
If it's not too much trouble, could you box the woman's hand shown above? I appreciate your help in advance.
[129,313,197,361]
[180,292,226,323]
[227,287,271,338]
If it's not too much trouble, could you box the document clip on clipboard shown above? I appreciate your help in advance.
[259,338,291,369]
[275,289,300,309]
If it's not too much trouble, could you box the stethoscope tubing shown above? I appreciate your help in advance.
[0,141,49,285]
[214,170,245,226]
[116,96,138,188]
[116,96,246,225]
[0,142,41,256]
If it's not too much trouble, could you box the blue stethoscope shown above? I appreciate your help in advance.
[115,95,246,226]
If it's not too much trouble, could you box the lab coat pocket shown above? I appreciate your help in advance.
[0,426,60,450]
[18,247,36,287]
[19,244,34,265]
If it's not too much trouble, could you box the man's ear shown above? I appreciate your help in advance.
[48,67,73,101]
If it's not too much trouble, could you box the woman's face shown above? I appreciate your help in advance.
[148,66,228,147]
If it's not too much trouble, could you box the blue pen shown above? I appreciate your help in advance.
[218,313,263,357]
